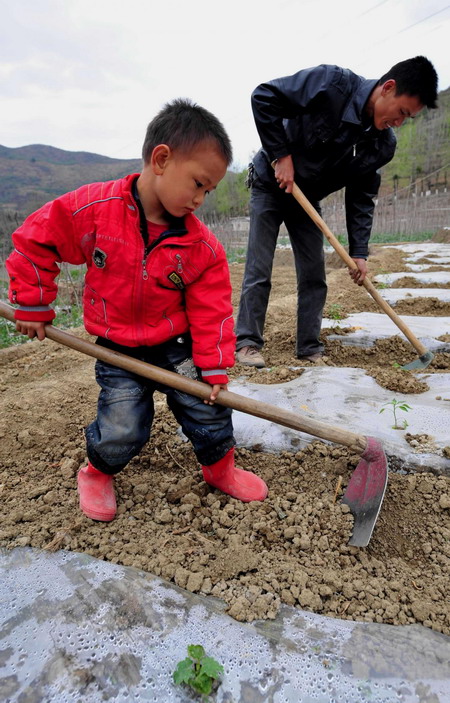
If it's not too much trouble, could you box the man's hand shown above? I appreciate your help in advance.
[348,258,368,286]
[15,320,48,341]
[274,155,294,193]
[203,383,227,405]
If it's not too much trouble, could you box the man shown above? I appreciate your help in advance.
[236,56,438,367]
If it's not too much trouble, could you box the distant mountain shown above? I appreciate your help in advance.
[1,85,448,221]
[0,144,142,213]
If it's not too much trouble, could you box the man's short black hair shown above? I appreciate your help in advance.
[142,98,233,165]
[378,56,438,109]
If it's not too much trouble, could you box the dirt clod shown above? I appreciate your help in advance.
[1,243,449,634]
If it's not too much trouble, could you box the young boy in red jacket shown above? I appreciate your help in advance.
[6,98,268,521]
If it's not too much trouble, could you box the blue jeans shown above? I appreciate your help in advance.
[85,336,235,474]
[236,175,327,357]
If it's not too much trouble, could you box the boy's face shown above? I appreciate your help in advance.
[154,142,228,218]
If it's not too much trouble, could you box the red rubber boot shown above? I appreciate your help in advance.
[77,462,117,521]
[201,448,268,502]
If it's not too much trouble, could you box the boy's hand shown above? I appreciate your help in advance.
[15,320,48,341]
[204,383,227,405]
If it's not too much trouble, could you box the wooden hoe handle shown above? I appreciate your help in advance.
[291,182,429,357]
[0,300,367,454]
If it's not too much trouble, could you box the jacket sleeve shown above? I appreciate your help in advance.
[184,241,236,374]
[344,170,381,259]
[6,195,85,320]
[251,64,338,162]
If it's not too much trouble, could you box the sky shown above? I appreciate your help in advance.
[1,0,449,170]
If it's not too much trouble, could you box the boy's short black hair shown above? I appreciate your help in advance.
[378,56,438,109]
[142,98,233,165]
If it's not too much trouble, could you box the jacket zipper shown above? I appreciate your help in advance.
[142,246,150,280]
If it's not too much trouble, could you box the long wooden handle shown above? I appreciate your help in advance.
[0,301,367,454]
[291,182,429,357]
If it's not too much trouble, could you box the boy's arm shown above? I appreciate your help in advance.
[184,241,236,379]
[6,195,83,324]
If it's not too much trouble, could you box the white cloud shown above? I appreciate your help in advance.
[0,0,448,168]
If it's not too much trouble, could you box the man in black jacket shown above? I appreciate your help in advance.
[236,56,438,367]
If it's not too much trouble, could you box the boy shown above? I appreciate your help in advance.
[6,98,268,522]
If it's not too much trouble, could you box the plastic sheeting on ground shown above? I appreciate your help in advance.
[1,548,449,703]
[374,272,450,285]
[379,289,450,304]
[323,311,450,353]
[230,368,450,474]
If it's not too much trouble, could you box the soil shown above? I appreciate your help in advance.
[1,243,449,636]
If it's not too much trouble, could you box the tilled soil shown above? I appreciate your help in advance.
[0,243,449,635]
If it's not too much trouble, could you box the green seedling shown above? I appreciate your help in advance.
[392,361,411,373]
[374,269,390,290]
[379,398,411,430]
[326,303,344,327]
[173,644,224,700]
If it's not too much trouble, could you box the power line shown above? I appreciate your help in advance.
[397,4,450,34]
[356,0,390,19]
[353,4,450,72]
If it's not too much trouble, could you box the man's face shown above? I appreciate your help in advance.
[372,79,424,130]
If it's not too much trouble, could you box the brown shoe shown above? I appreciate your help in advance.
[236,345,265,368]
[298,352,323,363]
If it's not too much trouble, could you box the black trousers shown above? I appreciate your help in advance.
[236,176,327,357]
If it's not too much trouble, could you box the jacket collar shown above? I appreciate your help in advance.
[131,176,188,246]
[342,78,378,127]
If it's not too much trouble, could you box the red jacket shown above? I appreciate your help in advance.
[6,174,236,382]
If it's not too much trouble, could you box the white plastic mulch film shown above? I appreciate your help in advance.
[1,548,449,702]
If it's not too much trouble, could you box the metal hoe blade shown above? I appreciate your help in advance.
[342,437,388,547]
[401,350,434,371]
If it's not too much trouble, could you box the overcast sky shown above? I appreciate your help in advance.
[1,0,449,169]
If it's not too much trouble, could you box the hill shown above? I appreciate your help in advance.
[0,144,142,213]
[0,86,448,248]
[380,86,450,194]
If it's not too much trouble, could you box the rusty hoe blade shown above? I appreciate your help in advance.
[342,437,388,547]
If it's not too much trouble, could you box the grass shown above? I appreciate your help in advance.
[0,304,84,349]
[0,225,437,349]
[333,231,433,246]
[0,270,84,349]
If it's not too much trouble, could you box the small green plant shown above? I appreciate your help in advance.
[173,644,224,700]
[0,318,25,348]
[379,398,411,430]
[374,269,390,290]
[326,302,344,326]
[392,361,410,373]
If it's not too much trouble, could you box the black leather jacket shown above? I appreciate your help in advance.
[251,64,397,258]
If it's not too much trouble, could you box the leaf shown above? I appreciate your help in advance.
[200,656,224,679]
[191,672,213,695]
[173,658,194,685]
[187,644,205,661]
